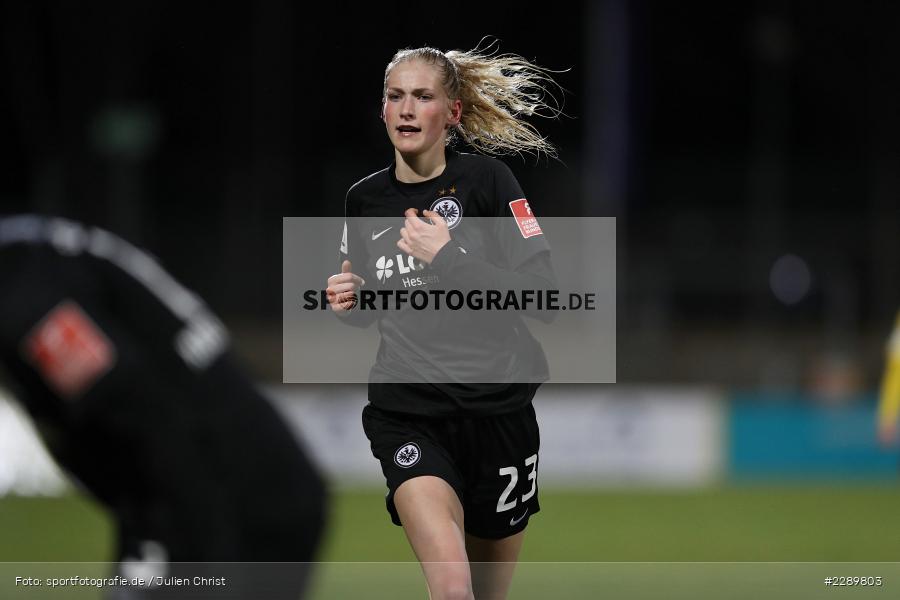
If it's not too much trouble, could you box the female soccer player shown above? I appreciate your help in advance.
[326,42,563,600]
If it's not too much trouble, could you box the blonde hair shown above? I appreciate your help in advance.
[383,39,566,158]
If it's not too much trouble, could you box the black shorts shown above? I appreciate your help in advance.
[361,402,540,540]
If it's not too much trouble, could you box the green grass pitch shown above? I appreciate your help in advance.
[2,485,899,599]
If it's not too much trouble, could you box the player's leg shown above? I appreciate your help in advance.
[461,402,541,600]
[465,531,525,600]
[361,405,473,600]
[394,476,474,600]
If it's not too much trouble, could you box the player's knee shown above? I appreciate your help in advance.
[431,581,474,600]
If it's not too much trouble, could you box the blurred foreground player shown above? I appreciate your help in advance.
[0,215,326,599]
[877,310,900,448]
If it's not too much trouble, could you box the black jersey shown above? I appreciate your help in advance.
[0,215,231,416]
[339,151,556,416]
[0,215,326,574]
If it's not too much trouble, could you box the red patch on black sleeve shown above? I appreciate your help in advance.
[22,301,116,400]
[508,199,543,238]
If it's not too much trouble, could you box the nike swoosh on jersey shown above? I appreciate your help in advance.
[372,227,393,240]
[509,508,529,526]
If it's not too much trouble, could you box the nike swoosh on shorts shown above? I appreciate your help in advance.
[510,508,529,526]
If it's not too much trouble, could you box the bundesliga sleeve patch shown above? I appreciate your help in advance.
[508,199,543,238]
[21,301,116,400]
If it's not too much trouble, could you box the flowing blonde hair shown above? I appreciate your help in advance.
[383,38,566,158]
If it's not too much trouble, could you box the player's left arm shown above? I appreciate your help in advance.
[399,208,555,288]
[397,160,558,323]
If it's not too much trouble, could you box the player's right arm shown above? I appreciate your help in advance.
[327,196,376,327]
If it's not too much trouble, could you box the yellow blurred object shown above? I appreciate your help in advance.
[877,311,900,447]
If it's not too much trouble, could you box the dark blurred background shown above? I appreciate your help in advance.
[2,0,898,392]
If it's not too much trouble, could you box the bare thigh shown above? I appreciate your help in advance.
[394,476,473,600]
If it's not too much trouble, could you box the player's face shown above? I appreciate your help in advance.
[382,60,460,161]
